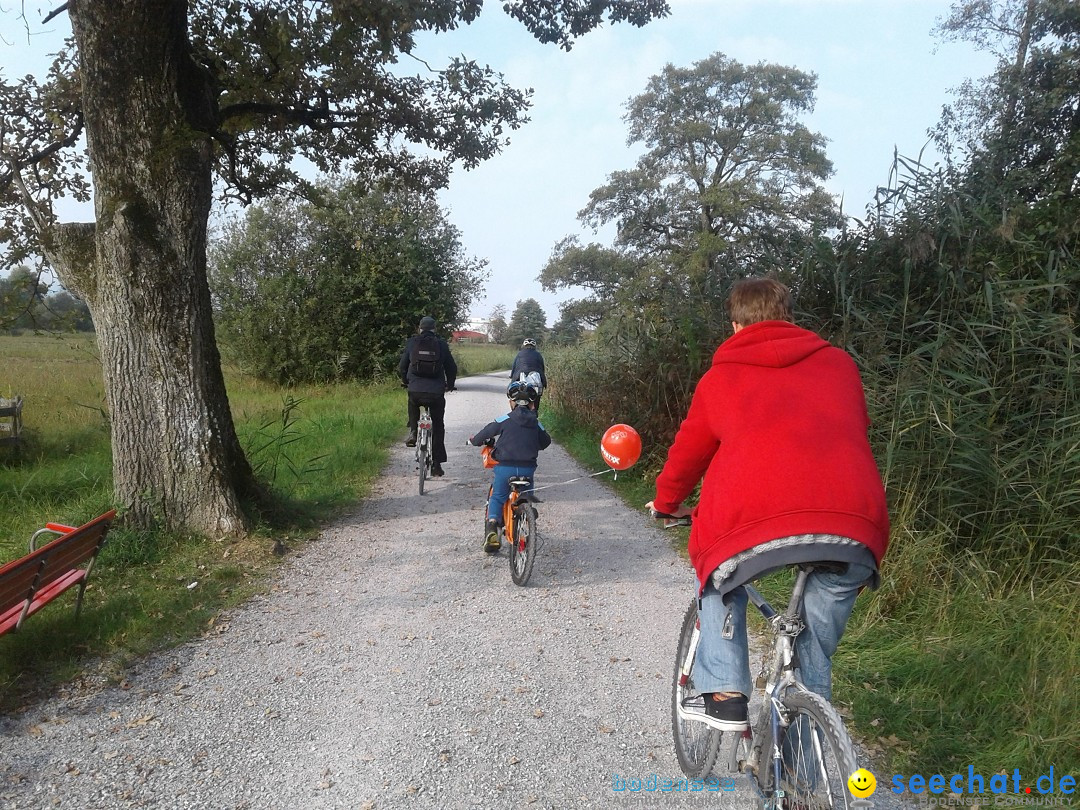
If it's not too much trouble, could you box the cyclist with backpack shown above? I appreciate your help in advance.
[510,338,547,412]
[399,315,457,477]
[468,377,551,553]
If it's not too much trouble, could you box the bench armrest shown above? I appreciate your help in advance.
[30,525,71,552]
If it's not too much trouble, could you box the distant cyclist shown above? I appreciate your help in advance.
[468,377,551,553]
[399,315,457,477]
[510,338,547,413]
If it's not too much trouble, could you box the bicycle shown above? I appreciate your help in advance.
[415,405,433,495]
[480,445,540,586]
[656,511,863,810]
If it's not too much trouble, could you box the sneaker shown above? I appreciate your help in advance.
[679,692,749,731]
[431,464,444,477]
[483,520,501,553]
[405,431,417,447]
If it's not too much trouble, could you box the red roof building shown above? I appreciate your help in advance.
[452,330,488,343]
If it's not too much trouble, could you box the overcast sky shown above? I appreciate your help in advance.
[2,1,996,327]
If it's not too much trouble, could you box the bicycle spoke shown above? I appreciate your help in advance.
[763,690,857,810]
[509,504,536,585]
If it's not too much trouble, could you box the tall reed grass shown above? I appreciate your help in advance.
[798,160,1078,774]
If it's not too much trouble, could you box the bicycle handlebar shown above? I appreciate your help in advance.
[649,508,692,528]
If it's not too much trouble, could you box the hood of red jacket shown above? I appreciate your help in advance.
[713,320,831,369]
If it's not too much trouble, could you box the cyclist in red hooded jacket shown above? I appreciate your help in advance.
[648,277,889,731]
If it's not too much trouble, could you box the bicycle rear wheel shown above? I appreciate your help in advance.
[759,689,858,809]
[671,600,722,778]
[417,434,429,496]
[508,504,537,586]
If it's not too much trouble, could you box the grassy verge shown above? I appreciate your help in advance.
[451,342,517,377]
[540,406,660,524]
[0,335,459,709]
[835,512,1080,775]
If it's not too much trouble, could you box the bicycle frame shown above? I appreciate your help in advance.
[677,567,815,793]
[666,505,862,810]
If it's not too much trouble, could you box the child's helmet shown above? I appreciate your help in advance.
[507,378,540,404]
[521,338,537,348]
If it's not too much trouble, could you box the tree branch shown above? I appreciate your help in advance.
[4,158,51,234]
[42,2,70,25]
[219,99,334,131]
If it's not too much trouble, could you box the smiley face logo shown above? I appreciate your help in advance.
[847,768,877,798]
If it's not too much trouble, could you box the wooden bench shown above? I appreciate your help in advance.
[0,510,116,636]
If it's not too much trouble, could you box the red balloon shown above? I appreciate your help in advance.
[601,424,642,471]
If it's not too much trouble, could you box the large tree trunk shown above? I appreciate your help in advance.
[66,0,257,535]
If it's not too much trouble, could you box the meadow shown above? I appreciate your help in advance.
[0,335,513,707]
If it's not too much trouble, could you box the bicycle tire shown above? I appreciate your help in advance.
[758,688,858,810]
[417,436,428,496]
[508,504,537,586]
[671,599,722,778]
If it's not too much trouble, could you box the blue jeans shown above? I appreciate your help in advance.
[694,562,875,701]
[487,464,535,523]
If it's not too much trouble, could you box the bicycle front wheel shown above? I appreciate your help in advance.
[671,600,722,778]
[508,504,537,586]
[759,688,858,810]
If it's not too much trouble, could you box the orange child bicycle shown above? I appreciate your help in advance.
[479,444,540,586]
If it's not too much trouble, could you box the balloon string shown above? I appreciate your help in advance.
[524,467,615,494]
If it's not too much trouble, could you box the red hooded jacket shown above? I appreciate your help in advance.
[652,321,890,593]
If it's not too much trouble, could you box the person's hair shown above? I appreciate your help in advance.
[726,278,794,326]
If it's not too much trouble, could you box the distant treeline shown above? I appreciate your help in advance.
[1,265,94,334]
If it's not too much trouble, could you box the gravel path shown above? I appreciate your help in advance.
[0,372,905,810]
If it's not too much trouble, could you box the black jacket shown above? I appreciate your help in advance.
[510,347,547,389]
[399,331,457,394]
[470,405,551,466]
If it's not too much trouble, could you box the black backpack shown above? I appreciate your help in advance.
[410,332,441,377]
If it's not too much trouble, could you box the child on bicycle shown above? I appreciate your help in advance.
[468,374,551,553]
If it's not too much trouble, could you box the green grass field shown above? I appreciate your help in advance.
[0,335,515,707]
